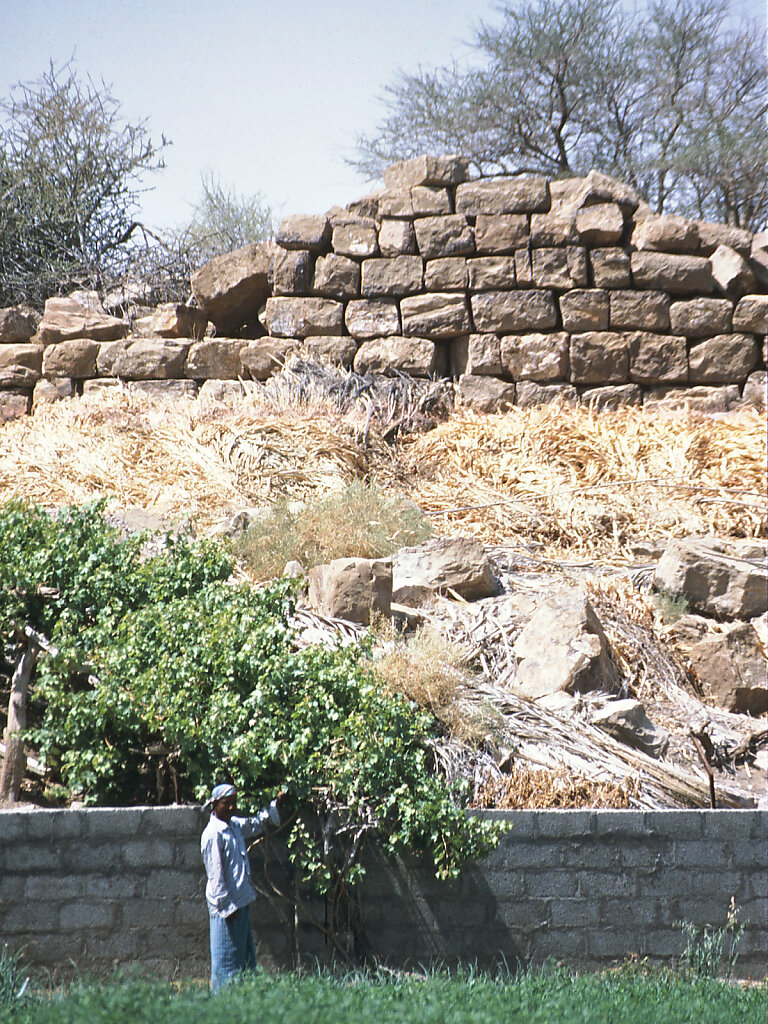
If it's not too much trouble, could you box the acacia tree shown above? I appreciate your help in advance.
[355,0,768,229]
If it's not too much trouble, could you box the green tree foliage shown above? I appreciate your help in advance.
[0,62,167,308]
[0,502,500,909]
[355,0,768,229]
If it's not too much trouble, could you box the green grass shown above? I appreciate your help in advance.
[2,968,765,1024]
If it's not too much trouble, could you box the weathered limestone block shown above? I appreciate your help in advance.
[190,242,272,333]
[531,247,588,289]
[0,389,30,422]
[688,623,767,716]
[42,339,100,378]
[630,251,713,294]
[513,590,617,700]
[185,339,248,379]
[332,222,378,258]
[361,256,423,297]
[303,335,358,368]
[97,339,187,380]
[742,371,767,411]
[631,215,699,253]
[516,381,578,406]
[270,249,312,296]
[574,203,625,245]
[643,386,740,413]
[382,154,469,189]
[569,332,629,384]
[709,244,756,297]
[275,214,330,252]
[240,338,297,380]
[749,230,768,288]
[308,557,392,625]
[451,334,503,377]
[733,295,768,335]
[688,335,757,385]
[400,293,470,338]
[0,305,38,343]
[424,258,468,291]
[345,299,401,339]
[668,297,733,338]
[353,336,437,376]
[654,536,768,620]
[34,296,129,345]
[32,377,75,407]
[411,186,452,215]
[0,365,39,388]
[628,332,687,386]
[559,290,609,332]
[474,214,529,253]
[377,191,415,217]
[456,374,515,413]
[264,297,343,338]
[378,219,417,257]
[580,383,643,410]
[455,177,550,215]
[471,290,558,333]
[609,290,670,331]
[466,256,517,290]
[572,170,641,213]
[530,209,578,246]
[695,221,752,257]
[146,303,208,339]
[0,343,44,373]
[392,537,498,604]
[514,249,533,286]
[413,215,474,259]
[312,253,360,300]
[198,379,246,403]
[590,248,631,289]
[591,700,669,757]
[501,332,569,382]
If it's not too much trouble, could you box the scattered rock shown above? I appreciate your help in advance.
[688,622,768,716]
[654,537,768,621]
[591,699,670,757]
[34,296,128,344]
[190,242,273,333]
[392,537,498,605]
[308,557,392,624]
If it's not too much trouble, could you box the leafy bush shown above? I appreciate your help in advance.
[233,481,433,581]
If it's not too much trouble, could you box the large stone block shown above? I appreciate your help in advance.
[569,332,629,384]
[377,191,415,217]
[198,379,246,403]
[34,296,129,345]
[128,380,198,400]
[145,303,208,340]
[240,338,297,380]
[275,214,330,252]
[353,336,437,376]
[332,222,378,258]
[185,339,248,379]
[466,256,516,290]
[631,215,699,253]
[742,371,767,411]
[42,339,100,378]
[303,335,358,368]
[688,623,767,716]
[0,343,44,373]
[401,293,470,339]
[733,295,768,335]
[654,537,768,620]
[345,299,401,339]
[501,332,569,382]
[709,244,756,297]
[97,339,187,380]
[590,248,631,289]
[312,253,360,299]
[474,214,529,253]
[455,177,550,215]
[424,257,468,291]
[378,219,417,257]
[471,290,558,333]
[456,374,515,413]
[530,210,578,247]
[628,332,687,386]
[33,377,75,407]
[308,557,392,625]
[514,248,534,286]
[0,305,38,343]
[559,290,609,332]
[574,204,625,245]
[630,252,713,294]
[382,154,469,189]
[516,381,578,406]
[608,290,670,331]
[688,334,757,385]
[270,248,312,296]
[668,298,733,338]
[580,384,642,410]
[413,215,475,259]
[643,385,740,413]
[695,221,752,257]
[0,365,39,388]
[0,389,30,422]
[531,247,588,289]
[749,230,768,288]
[264,297,343,338]
[451,334,503,376]
[393,537,498,604]
[411,186,452,215]
[361,256,423,297]
[572,170,641,213]
[190,242,272,333]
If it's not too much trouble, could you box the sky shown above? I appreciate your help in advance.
[0,0,765,234]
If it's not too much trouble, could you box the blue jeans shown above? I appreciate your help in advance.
[209,904,257,992]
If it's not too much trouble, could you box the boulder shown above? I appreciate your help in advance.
[34,296,128,344]
[0,305,39,344]
[631,215,699,253]
[190,242,272,333]
[695,221,752,257]
[413,215,475,259]
[392,537,498,604]
[32,377,75,407]
[709,244,755,297]
[515,382,578,407]
[145,303,208,339]
[688,622,768,716]
[456,374,516,413]
[451,334,502,377]
[733,295,768,335]
[455,177,550,215]
[308,557,392,625]
[591,699,670,757]
[559,290,609,332]
[580,384,643,410]
[361,255,423,297]
[382,154,469,190]
[400,293,471,338]
[668,298,733,338]
[531,247,588,289]
[630,252,713,294]
[501,332,569,382]
[331,222,378,258]
[275,214,330,252]
[312,254,360,299]
[513,590,617,700]
[270,249,312,296]
[97,339,187,380]
[609,290,670,331]
[378,219,417,257]
[345,299,401,339]
[574,203,625,245]
[353,336,437,377]
[741,371,767,411]
[186,339,248,379]
[303,335,358,368]
[0,389,30,422]
[590,248,631,289]
[467,256,517,291]
[628,332,688,386]
[411,186,452,215]
[569,332,629,384]
[474,214,530,253]
[572,170,641,213]
[42,339,100,378]
[688,335,757,385]
[424,257,468,291]
[264,297,343,338]
[240,338,297,380]
[654,537,768,620]
[471,289,558,333]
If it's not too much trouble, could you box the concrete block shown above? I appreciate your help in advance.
[3,844,61,872]
[121,898,176,930]
[573,869,635,898]
[143,806,204,836]
[550,899,602,928]
[59,900,116,930]
[493,897,552,930]
[144,868,200,899]
[601,896,661,928]
[176,898,209,927]
[675,840,733,869]
[643,810,704,839]
[29,810,85,840]
[122,838,176,869]
[525,872,577,898]
[588,927,642,958]
[704,810,761,842]
[84,807,146,840]
[638,929,686,958]
[3,903,64,933]
[533,927,591,962]
[593,811,650,837]
[0,812,28,840]
[532,811,596,839]
[502,842,563,869]
[64,841,124,872]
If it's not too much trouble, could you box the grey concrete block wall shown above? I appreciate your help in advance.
[0,807,765,979]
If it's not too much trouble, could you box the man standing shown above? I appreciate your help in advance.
[200,782,286,991]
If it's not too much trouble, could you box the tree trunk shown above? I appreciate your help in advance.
[0,639,39,803]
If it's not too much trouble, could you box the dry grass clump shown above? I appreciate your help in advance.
[471,763,642,809]
[233,481,433,582]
